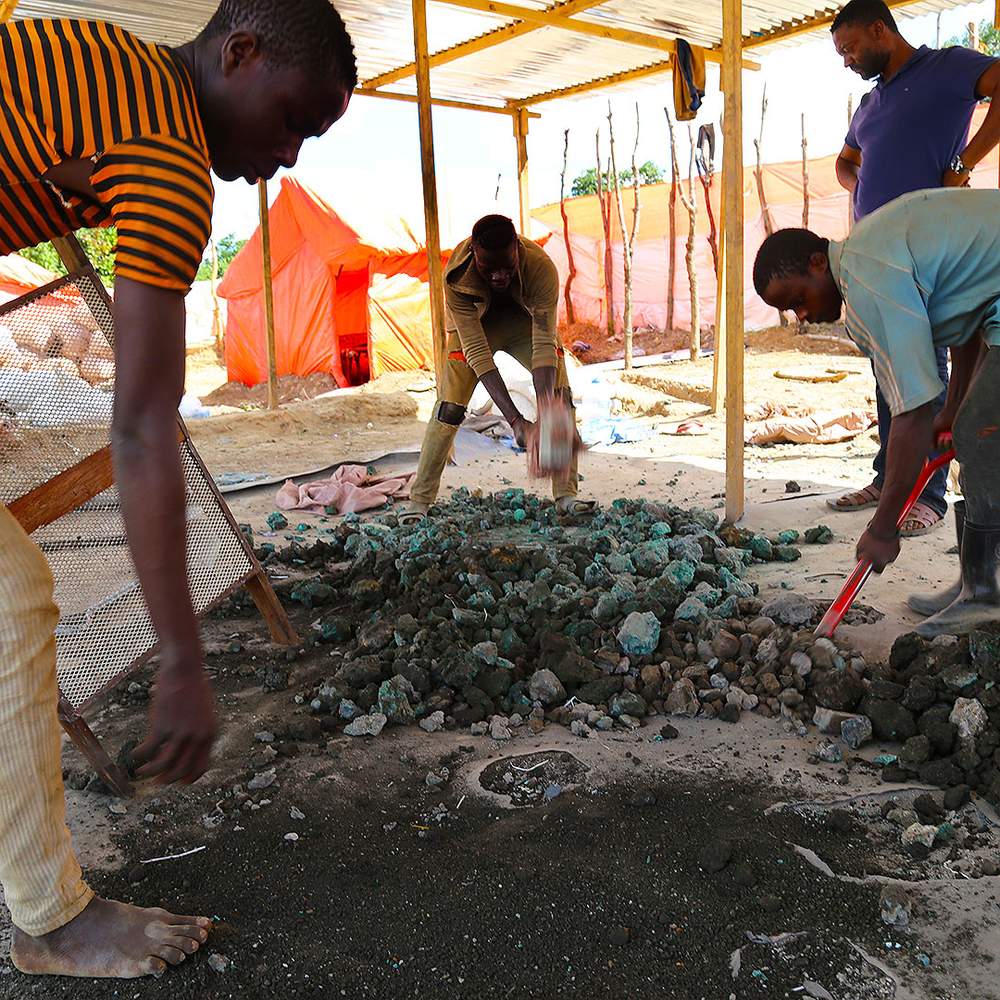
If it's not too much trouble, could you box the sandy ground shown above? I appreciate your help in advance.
[0,336,979,998]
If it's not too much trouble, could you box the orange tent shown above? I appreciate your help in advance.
[219,178,441,387]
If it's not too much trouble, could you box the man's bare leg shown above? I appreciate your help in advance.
[11,897,211,978]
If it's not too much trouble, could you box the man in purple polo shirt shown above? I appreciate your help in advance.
[825,0,1000,582]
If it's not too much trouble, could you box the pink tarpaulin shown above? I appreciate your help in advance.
[276,465,413,515]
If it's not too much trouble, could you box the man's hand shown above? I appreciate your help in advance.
[932,407,956,446]
[134,644,217,785]
[942,168,971,188]
[856,527,901,573]
[510,414,535,449]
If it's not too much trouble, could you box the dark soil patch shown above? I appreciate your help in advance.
[2,770,903,1000]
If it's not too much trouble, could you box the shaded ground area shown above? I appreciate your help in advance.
[2,758,902,1000]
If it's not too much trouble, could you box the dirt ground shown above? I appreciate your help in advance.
[1,335,985,998]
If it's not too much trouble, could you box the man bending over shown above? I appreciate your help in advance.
[406,214,592,521]
[0,0,355,979]
[753,189,1000,637]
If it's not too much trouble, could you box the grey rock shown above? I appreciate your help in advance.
[419,710,446,733]
[899,735,931,771]
[950,698,988,739]
[666,678,700,717]
[248,769,276,792]
[760,592,814,627]
[880,886,911,930]
[901,823,938,849]
[840,715,873,750]
[489,716,512,741]
[208,953,231,974]
[817,741,844,764]
[344,713,388,738]
[528,668,566,706]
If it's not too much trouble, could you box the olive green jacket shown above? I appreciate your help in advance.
[444,236,560,378]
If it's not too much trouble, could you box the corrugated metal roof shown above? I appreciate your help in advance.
[10,0,976,108]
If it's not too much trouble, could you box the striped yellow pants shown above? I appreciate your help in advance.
[0,505,93,936]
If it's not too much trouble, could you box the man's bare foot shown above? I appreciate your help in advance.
[10,896,211,979]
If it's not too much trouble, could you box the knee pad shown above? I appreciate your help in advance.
[436,401,466,426]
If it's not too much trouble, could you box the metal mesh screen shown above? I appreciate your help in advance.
[0,272,255,711]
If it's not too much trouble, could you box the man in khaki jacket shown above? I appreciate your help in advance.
[406,215,591,519]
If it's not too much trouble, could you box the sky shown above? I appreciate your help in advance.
[208,1,993,247]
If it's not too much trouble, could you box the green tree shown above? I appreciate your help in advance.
[19,227,117,285]
[945,20,1000,57]
[571,160,664,197]
[196,234,248,281]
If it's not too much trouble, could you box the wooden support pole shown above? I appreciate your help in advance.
[711,179,726,414]
[514,108,530,236]
[412,0,448,387]
[258,179,279,411]
[722,0,745,524]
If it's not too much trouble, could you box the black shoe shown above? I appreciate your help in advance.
[907,501,965,617]
[916,520,1000,637]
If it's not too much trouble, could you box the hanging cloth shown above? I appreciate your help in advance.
[673,39,706,121]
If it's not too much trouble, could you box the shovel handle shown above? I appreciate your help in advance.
[814,440,956,639]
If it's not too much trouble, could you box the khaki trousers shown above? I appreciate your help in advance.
[0,505,93,936]
[411,304,578,505]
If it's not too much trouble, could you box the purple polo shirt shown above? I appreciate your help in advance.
[846,45,995,220]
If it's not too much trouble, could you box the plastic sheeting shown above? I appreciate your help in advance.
[532,107,997,333]
[219,178,438,387]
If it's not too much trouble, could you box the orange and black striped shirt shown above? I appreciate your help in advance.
[0,18,214,291]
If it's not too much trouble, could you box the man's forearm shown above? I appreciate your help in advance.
[869,405,935,537]
[112,278,201,670]
[962,84,1000,169]
[479,369,523,426]
[532,365,557,400]
[113,417,200,663]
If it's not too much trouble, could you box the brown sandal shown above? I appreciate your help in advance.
[826,482,881,512]
[900,501,944,538]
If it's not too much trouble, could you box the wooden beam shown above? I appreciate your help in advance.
[437,0,675,53]
[722,0,744,524]
[436,0,758,69]
[8,447,115,534]
[362,0,602,89]
[354,86,540,117]
[258,179,279,411]
[743,0,941,50]
[514,108,530,235]
[995,0,999,30]
[412,0,448,388]
[518,58,672,106]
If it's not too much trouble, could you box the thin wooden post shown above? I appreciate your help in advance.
[559,129,577,326]
[412,0,447,387]
[258,179,279,410]
[514,107,531,236]
[722,0,745,524]
[711,184,726,413]
[801,112,809,229]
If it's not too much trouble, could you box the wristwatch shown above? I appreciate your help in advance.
[949,153,969,175]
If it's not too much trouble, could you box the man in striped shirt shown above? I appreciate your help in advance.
[0,0,355,980]
[753,190,1000,637]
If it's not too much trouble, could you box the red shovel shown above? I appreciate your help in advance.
[814,436,955,639]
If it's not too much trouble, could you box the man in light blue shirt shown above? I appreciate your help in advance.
[753,189,1000,637]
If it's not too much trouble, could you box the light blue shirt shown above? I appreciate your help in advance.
[828,189,1000,416]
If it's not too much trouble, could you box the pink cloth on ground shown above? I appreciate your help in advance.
[276,464,413,514]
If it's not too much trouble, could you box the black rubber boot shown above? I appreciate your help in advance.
[916,520,1000,637]
[907,501,966,617]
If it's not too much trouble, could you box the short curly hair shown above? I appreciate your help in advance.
[201,0,357,91]
[752,229,829,297]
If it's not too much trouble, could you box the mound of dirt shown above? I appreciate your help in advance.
[203,373,340,408]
